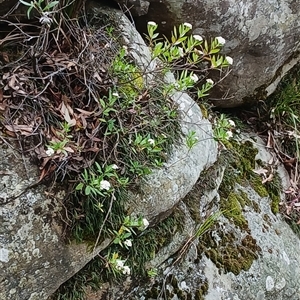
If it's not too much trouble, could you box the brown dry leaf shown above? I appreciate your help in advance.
[60,101,76,126]
[4,124,33,136]
[67,61,76,69]
[262,173,274,184]
[75,108,94,115]
[3,72,10,80]
[286,205,292,215]
[5,130,16,137]
[93,72,102,83]
[8,74,19,90]
[1,52,9,63]
[0,170,12,175]
[0,102,6,111]
[253,168,268,176]
[266,130,274,149]
[64,146,74,153]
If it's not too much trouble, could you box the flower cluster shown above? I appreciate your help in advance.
[213,114,236,143]
[146,21,233,99]
[115,259,131,275]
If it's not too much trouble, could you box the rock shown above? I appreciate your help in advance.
[0,143,111,300]
[117,0,150,16]
[107,135,300,300]
[0,4,217,300]
[118,0,300,108]
[107,5,218,223]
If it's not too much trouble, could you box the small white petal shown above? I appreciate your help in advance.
[226,131,233,138]
[225,56,233,65]
[124,239,132,247]
[216,36,226,45]
[148,21,157,26]
[183,22,192,29]
[190,74,199,83]
[111,164,119,170]
[46,148,55,156]
[115,259,124,269]
[178,47,184,57]
[195,49,203,56]
[142,218,149,229]
[100,180,111,191]
[193,34,203,41]
[206,79,214,85]
[228,120,235,127]
[148,138,155,145]
[122,266,131,275]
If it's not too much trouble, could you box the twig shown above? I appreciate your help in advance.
[92,191,115,255]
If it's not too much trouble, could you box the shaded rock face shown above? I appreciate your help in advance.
[119,0,300,107]
[104,136,300,300]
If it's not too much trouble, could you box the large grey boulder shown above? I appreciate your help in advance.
[110,5,218,223]
[0,144,111,300]
[0,5,217,300]
[101,135,300,300]
[119,0,300,108]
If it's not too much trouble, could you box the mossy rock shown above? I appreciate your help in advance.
[198,227,261,276]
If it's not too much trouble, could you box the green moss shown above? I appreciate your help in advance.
[250,175,268,197]
[194,281,209,300]
[221,192,248,230]
[198,228,261,276]
[264,174,281,214]
[195,140,275,276]
[199,103,209,119]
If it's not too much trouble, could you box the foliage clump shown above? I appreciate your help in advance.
[0,1,235,299]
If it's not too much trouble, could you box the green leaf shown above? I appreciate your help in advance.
[99,98,106,108]
[19,0,32,7]
[85,185,91,195]
[209,48,220,54]
[27,6,34,19]
[43,1,59,11]
[75,182,84,191]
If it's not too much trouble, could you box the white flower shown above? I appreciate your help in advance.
[100,180,111,191]
[216,36,226,45]
[115,259,124,270]
[112,92,119,97]
[193,34,203,42]
[190,73,199,83]
[142,218,149,230]
[228,120,235,127]
[124,239,132,247]
[148,138,155,145]
[225,56,233,65]
[39,12,53,26]
[206,79,214,85]
[178,47,184,57]
[226,131,233,139]
[46,148,55,156]
[122,45,128,55]
[183,22,192,29]
[111,164,119,170]
[122,265,131,275]
[148,21,157,26]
